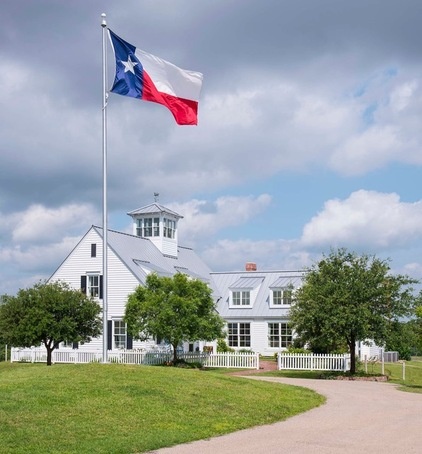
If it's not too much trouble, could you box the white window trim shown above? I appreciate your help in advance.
[269,287,293,307]
[112,319,127,350]
[230,289,251,307]
[267,322,293,349]
[87,273,100,299]
[227,322,251,348]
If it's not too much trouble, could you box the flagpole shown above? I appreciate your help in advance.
[101,13,108,364]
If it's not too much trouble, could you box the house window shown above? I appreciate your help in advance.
[87,275,100,298]
[63,340,78,349]
[268,322,292,348]
[136,218,159,237]
[163,218,175,238]
[91,243,96,258]
[232,290,250,306]
[228,322,251,347]
[272,288,293,305]
[113,320,127,350]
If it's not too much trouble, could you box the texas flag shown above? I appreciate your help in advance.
[108,30,203,125]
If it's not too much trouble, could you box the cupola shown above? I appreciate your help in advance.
[127,202,183,257]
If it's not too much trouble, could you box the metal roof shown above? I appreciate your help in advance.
[212,270,304,318]
[229,276,264,289]
[93,227,213,290]
[270,276,300,288]
[127,203,183,219]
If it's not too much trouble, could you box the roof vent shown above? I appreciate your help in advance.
[245,262,257,272]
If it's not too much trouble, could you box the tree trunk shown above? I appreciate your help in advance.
[172,343,178,364]
[349,336,356,374]
[46,347,53,366]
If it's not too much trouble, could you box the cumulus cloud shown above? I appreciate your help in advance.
[2,1,422,294]
[5,204,98,244]
[168,194,272,244]
[301,190,422,249]
[0,203,98,294]
[202,238,312,272]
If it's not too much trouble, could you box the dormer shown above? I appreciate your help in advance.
[127,203,183,257]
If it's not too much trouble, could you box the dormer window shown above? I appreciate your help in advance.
[271,288,293,306]
[232,290,250,306]
[229,276,264,308]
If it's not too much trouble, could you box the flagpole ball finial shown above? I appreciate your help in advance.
[101,13,107,27]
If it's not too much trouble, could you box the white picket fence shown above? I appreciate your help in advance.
[278,353,351,372]
[10,348,260,369]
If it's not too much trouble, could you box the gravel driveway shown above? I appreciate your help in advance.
[151,376,422,454]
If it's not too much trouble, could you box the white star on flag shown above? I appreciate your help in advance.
[122,55,138,74]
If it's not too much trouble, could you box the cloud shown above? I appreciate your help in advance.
[202,238,312,272]
[3,204,97,244]
[0,203,98,295]
[301,190,422,249]
[168,194,272,244]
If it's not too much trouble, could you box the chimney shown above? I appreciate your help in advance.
[245,262,257,272]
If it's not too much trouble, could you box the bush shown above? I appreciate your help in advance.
[165,359,203,369]
[216,338,234,353]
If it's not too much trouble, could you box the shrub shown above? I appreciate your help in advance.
[216,338,234,353]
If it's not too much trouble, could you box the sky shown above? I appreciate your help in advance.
[2,0,422,295]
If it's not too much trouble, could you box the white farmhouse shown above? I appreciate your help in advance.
[50,202,302,354]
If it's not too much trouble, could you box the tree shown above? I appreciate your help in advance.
[0,281,102,365]
[384,320,417,360]
[124,273,225,363]
[289,248,418,374]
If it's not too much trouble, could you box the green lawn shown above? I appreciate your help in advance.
[368,358,422,393]
[261,358,422,393]
[0,362,324,454]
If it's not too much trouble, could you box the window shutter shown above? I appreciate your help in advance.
[80,276,87,294]
[99,275,103,299]
[127,334,133,350]
[107,320,112,350]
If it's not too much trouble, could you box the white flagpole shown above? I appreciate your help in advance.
[101,13,108,363]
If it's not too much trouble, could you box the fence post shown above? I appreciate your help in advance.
[381,351,385,376]
[402,361,406,381]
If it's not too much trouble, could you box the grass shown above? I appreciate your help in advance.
[365,358,422,393]
[260,357,422,393]
[0,362,324,454]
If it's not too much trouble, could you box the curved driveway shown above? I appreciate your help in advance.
[152,376,422,454]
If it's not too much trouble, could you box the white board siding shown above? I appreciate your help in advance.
[50,227,142,351]
[107,250,140,317]
[50,228,103,292]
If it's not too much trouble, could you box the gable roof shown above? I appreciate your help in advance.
[212,270,303,318]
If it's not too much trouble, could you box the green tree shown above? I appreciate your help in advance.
[124,273,225,363]
[0,294,10,362]
[384,320,417,360]
[0,281,102,366]
[290,248,418,374]
[412,304,422,355]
